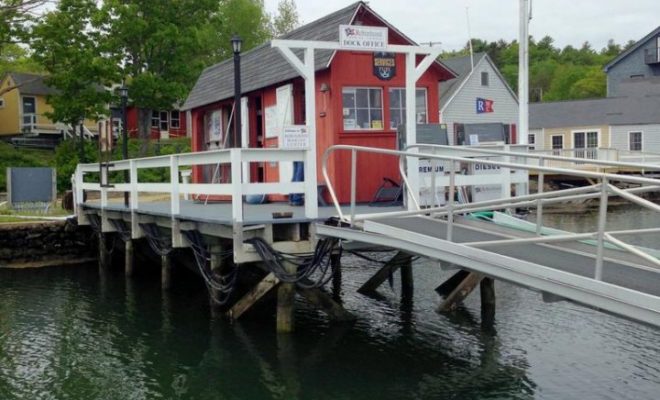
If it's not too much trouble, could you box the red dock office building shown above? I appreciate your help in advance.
[182,1,455,203]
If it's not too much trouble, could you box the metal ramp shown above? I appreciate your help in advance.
[317,144,660,327]
[317,215,660,326]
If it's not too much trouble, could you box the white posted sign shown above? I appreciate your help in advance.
[339,25,388,51]
[281,125,310,149]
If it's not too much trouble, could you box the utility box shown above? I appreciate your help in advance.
[6,167,57,212]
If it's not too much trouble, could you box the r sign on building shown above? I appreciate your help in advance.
[339,25,387,51]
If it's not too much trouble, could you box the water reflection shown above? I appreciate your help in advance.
[2,207,660,400]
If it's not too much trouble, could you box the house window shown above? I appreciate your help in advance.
[528,133,535,149]
[388,88,427,130]
[342,87,383,130]
[159,111,169,131]
[551,135,563,156]
[573,130,598,159]
[0,98,4,108]
[151,110,159,128]
[629,131,643,151]
[170,110,180,129]
[481,71,489,86]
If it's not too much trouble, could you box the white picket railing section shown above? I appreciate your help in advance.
[73,148,311,225]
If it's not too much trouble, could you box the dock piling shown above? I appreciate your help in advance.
[99,233,110,270]
[277,262,297,333]
[330,252,342,300]
[125,240,134,277]
[209,244,224,306]
[161,254,172,290]
[400,256,414,300]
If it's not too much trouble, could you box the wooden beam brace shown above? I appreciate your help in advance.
[357,251,412,294]
[227,273,279,320]
[437,272,483,312]
[298,287,355,322]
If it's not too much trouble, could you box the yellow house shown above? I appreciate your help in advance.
[0,72,97,137]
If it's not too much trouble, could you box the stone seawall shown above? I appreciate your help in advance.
[0,219,97,268]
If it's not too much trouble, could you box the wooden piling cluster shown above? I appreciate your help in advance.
[95,215,497,334]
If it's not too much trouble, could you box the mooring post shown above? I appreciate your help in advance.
[480,277,496,321]
[99,233,110,270]
[330,252,342,300]
[277,262,297,333]
[400,256,414,300]
[125,240,134,277]
[209,244,224,307]
[161,254,172,290]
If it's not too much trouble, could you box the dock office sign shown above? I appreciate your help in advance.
[339,25,388,51]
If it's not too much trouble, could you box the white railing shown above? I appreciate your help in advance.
[73,148,310,224]
[321,144,660,281]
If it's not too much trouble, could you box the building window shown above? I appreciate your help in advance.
[151,110,159,128]
[629,131,643,151]
[481,71,489,86]
[573,130,598,158]
[0,97,4,108]
[342,87,383,130]
[388,88,427,130]
[170,110,180,129]
[551,135,563,156]
[528,133,535,149]
[159,111,169,131]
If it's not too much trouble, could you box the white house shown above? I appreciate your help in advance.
[439,53,519,145]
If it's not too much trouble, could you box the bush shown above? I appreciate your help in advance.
[54,139,99,192]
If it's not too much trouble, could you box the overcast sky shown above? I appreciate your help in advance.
[264,0,659,51]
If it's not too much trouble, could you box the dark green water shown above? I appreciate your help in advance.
[1,208,660,399]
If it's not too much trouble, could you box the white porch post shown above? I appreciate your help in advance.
[273,42,319,219]
[405,52,419,210]
[303,47,319,219]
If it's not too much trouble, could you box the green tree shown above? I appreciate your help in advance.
[270,0,300,37]
[101,0,221,153]
[209,0,272,63]
[32,0,116,129]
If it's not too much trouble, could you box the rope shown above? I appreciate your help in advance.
[109,219,132,242]
[182,230,237,306]
[245,237,340,289]
[139,223,173,256]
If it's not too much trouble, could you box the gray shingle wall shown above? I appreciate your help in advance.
[607,32,660,96]
[441,57,519,144]
[611,124,660,153]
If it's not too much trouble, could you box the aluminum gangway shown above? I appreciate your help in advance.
[316,144,660,327]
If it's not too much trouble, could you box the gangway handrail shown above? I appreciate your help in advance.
[322,145,660,222]
[322,144,660,282]
[406,144,660,170]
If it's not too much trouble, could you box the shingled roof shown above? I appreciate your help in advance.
[183,1,454,111]
[438,52,486,106]
[4,72,57,96]
[529,95,660,129]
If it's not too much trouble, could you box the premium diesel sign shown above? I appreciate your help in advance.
[339,25,388,51]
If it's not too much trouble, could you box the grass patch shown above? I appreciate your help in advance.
[0,141,55,192]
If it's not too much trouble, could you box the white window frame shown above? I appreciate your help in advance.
[388,87,428,130]
[151,110,159,128]
[572,129,599,159]
[628,131,643,151]
[481,71,489,86]
[551,134,564,155]
[170,110,180,129]
[528,133,535,149]
[159,110,169,131]
[342,87,384,131]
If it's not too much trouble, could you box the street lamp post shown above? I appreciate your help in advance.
[231,34,242,148]
[119,85,129,207]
